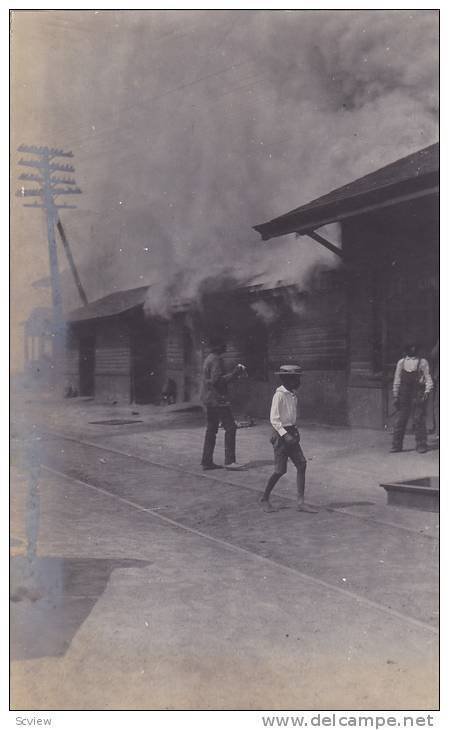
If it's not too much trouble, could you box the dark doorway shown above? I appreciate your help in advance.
[79,336,95,396]
[242,323,268,382]
[131,318,167,404]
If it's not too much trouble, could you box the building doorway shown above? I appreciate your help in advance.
[131,318,167,404]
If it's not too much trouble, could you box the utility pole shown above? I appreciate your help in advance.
[16,145,82,384]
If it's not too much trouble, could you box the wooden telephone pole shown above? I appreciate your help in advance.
[16,145,83,382]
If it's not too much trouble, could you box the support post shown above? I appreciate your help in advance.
[304,230,344,260]
[56,218,88,305]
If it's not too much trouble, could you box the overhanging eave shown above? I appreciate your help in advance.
[254,175,438,241]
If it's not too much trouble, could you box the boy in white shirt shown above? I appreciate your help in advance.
[260,364,318,514]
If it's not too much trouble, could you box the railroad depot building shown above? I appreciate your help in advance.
[65,142,438,429]
[65,269,346,421]
[254,142,439,428]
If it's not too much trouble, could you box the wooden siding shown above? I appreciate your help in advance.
[95,320,131,375]
[269,322,347,371]
[166,320,184,371]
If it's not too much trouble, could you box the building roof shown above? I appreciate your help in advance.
[67,285,149,323]
[67,276,303,325]
[253,142,439,240]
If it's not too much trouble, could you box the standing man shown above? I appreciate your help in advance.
[391,343,433,453]
[430,340,439,438]
[200,337,246,471]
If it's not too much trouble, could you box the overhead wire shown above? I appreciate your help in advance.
[70,68,291,171]
[16,14,277,167]
[11,14,214,140]
[71,71,270,163]
[16,12,291,211]
[59,60,257,150]
[26,15,246,148]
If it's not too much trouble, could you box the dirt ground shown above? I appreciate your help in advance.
[10,392,439,710]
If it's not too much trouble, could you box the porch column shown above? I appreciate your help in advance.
[347,264,385,428]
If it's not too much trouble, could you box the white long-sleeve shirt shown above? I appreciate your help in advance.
[392,356,433,398]
[270,385,298,436]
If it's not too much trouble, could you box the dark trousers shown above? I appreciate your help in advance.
[392,396,428,450]
[201,406,237,466]
[271,427,306,475]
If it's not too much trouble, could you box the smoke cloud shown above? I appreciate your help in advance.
[12,10,438,324]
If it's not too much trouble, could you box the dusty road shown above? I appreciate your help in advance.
[10,424,439,710]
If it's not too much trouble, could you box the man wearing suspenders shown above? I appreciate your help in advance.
[391,343,433,453]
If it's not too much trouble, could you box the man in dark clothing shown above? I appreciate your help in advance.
[200,337,246,471]
[430,340,439,437]
[390,343,433,453]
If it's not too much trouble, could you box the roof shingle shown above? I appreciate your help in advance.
[67,285,149,322]
[254,143,439,240]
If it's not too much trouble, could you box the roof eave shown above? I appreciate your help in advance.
[254,172,438,241]
[68,302,144,324]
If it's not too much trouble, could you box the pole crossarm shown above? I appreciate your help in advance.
[20,173,78,186]
[18,144,73,158]
[17,187,81,198]
[49,177,78,186]
[19,173,44,183]
[19,159,75,173]
[17,188,46,197]
[23,203,78,209]
[50,187,82,196]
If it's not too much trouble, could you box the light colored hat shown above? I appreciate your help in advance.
[275,364,302,376]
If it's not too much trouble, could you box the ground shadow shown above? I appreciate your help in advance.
[326,501,376,509]
[10,556,151,660]
[241,459,274,469]
[401,444,439,452]
[89,419,144,425]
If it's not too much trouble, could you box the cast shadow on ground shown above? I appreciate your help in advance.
[326,501,376,509]
[400,444,439,452]
[10,556,151,661]
[240,459,274,469]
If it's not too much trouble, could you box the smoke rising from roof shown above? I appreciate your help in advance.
[13,10,438,319]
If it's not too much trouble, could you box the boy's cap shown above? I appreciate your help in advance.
[275,364,302,376]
